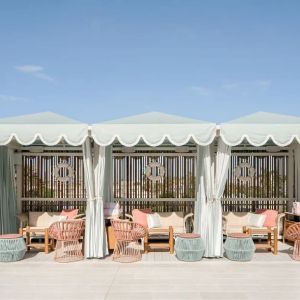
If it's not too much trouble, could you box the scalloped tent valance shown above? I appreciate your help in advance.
[91,112,217,147]
[0,112,89,146]
[220,111,300,147]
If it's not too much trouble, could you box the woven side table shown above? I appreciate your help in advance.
[224,233,255,262]
[0,234,26,262]
[175,233,205,262]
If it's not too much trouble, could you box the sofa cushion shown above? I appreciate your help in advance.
[248,213,266,227]
[29,212,60,227]
[60,209,78,220]
[256,209,278,227]
[132,209,152,228]
[147,213,162,229]
[158,212,184,228]
[223,212,249,226]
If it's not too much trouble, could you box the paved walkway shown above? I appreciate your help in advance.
[0,242,299,300]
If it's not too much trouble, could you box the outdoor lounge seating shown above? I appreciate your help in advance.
[111,219,146,263]
[48,220,85,263]
[284,223,300,260]
[127,210,193,254]
[18,210,84,254]
[223,211,285,239]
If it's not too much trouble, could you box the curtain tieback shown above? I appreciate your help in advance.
[88,196,103,202]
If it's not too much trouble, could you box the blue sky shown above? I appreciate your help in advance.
[0,0,299,123]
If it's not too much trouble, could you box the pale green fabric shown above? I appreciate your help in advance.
[83,139,109,258]
[0,147,17,234]
[295,144,300,202]
[220,111,300,146]
[194,140,231,257]
[92,112,216,147]
[0,112,88,146]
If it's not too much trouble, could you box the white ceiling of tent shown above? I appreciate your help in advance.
[0,112,89,146]
[220,112,300,146]
[91,112,217,147]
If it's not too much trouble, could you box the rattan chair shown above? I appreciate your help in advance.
[49,220,85,263]
[111,219,146,263]
[285,223,300,260]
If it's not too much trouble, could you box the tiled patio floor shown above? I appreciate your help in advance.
[0,242,299,300]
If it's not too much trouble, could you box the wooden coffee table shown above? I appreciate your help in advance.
[243,227,278,255]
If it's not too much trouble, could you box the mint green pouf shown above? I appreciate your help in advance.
[175,234,205,262]
[224,233,255,262]
[0,234,26,262]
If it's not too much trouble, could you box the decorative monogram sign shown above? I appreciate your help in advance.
[53,163,74,182]
[145,161,165,182]
[235,162,255,183]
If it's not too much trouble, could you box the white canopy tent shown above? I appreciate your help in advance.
[91,111,216,147]
[0,111,88,146]
[89,112,221,257]
[0,112,89,235]
[220,111,300,147]
[220,111,300,213]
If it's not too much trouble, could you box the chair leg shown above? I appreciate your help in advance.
[169,226,174,254]
[293,240,300,260]
[113,240,142,263]
[45,229,49,254]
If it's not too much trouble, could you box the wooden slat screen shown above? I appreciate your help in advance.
[22,153,86,199]
[113,153,196,200]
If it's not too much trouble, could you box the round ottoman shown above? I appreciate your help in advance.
[0,234,26,262]
[224,233,255,262]
[175,233,205,262]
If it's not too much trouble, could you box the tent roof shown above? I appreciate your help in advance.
[220,111,300,146]
[92,112,216,146]
[0,112,88,146]
[0,111,82,124]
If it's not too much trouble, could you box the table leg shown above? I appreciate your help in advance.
[273,228,278,255]
[45,229,49,254]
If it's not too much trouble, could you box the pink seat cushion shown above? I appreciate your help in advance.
[228,233,250,238]
[132,208,152,228]
[178,233,201,239]
[60,209,79,220]
[0,234,22,239]
[256,209,278,227]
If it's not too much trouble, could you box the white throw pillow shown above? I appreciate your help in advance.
[50,215,67,225]
[247,213,266,227]
[147,213,162,229]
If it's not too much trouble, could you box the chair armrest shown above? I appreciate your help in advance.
[17,213,28,228]
[74,213,85,219]
[125,214,133,221]
[183,213,194,233]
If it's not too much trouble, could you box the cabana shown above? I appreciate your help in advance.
[0,112,89,234]
[88,112,223,257]
[220,111,299,213]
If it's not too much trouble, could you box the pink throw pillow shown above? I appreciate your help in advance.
[256,209,278,227]
[132,208,152,228]
[60,209,79,220]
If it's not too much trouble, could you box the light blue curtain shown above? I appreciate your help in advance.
[83,139,110,258]
[194,140,231,257]
[0,147,17,234]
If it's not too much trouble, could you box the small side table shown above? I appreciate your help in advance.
[0,234,26,262]
[244,227,278,255]
[224,233,255,261]
[175,233,205,262]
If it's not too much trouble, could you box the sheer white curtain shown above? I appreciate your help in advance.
[295,144,300,202]
[194,140,231,257]
[83,139,109,258]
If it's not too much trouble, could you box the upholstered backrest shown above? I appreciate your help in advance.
[158,212,184,228]
[223,212,250,226]
[29,212,60,227]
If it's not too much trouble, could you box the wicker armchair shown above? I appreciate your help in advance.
[48,220,85,263]
[285,223,300,260]
[111,219,146,263]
